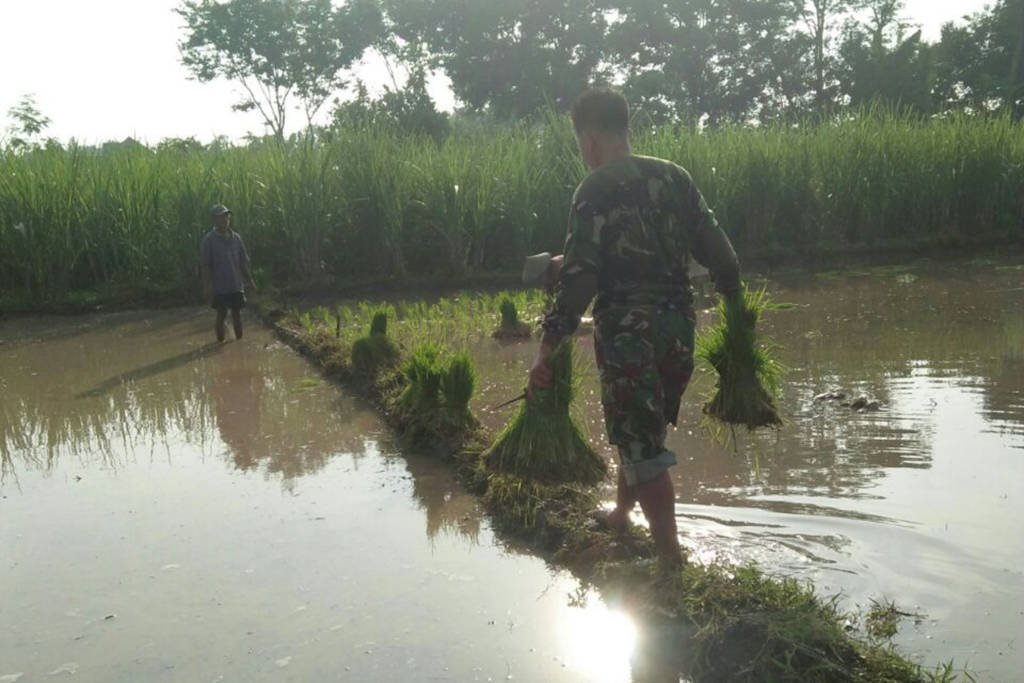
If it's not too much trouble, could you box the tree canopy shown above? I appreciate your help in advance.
[178,0,1024,132]
[176,0,383,138]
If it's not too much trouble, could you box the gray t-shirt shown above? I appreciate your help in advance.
[200,229,250,295]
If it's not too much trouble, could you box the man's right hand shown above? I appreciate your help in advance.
[545,254,564,293]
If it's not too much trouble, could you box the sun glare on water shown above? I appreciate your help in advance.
[559,593,636,682]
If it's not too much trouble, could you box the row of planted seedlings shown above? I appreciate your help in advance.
[259,289,955,682]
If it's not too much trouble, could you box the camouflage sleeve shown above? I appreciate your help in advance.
[541,196,600,348]
[680,171,740,295]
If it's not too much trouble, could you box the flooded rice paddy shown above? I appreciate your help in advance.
[2,258,1023,681]
[1,313,649,682]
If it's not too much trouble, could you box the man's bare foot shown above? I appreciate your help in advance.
[593,507,630,533]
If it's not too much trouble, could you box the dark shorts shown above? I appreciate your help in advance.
[212,291,246,312]
[594,306,695,486]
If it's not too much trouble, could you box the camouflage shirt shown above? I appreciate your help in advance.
[542,155,740,347]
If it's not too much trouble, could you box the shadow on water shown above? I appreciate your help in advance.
[76,342,225,398]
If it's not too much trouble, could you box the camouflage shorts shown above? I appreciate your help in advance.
[594,307,695,486]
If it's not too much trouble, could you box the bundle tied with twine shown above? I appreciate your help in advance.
[483,339,606,486]
[697,287,783,430]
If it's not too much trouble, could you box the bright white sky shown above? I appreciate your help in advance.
[0,0,992,144]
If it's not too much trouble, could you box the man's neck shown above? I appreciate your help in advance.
[214,227,231,235]
[594,139,632,170]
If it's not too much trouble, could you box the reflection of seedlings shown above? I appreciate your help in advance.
[492,295,532,341]
[482,340,606,486]
[697,288,783,431]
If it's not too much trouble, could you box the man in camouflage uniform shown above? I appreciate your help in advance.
[527,88,740,569]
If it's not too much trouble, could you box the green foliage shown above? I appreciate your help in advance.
[3,113,1024,306]
[440,349,476,419]
[350,334,399,371]
[383,0,608,119]
[697,288,784,430]
[175,0,382,137]
[350,307,399,372]
[330,69,450,142]
[399,342,443,410]
[498,295,519,329]
[933,0,1024,117]
[483,340,606,486]
[4,94,52,152]
[396,342,479,439]
[370,307,390,336]
[610,0,804,126]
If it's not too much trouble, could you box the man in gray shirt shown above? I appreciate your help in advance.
[200,205,256,342]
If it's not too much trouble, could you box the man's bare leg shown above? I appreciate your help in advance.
[215,308,227,342]
[231,307,243,340]
[634,471,684,570]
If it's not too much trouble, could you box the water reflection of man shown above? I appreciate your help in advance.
[200,205,257,342]
[211,345,263,470]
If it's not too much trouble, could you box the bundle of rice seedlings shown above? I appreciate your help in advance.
[696,287,783,430]
[492,294,532,340]
[482,339,606,486]
[370,308,388,336]
[351,309,399,372]
[440,349,476,429]
[397,344,478,439]
[397,343,443,415]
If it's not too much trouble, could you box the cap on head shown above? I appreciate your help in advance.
[210,204,231,217]
[522,252,553,288]
[570,87,629,136]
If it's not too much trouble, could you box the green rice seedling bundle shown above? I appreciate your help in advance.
[397,343,443,414]
[482,340,606,486]
[397,343,479,440]
[492,294,533,340]
[440,349,477,429]
[696,288,783,430]
[350,308,399,372]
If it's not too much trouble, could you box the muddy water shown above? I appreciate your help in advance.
[474,261,1024,681]
[1,310,663,682]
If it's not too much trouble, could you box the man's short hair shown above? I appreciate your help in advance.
[570,88,629,136]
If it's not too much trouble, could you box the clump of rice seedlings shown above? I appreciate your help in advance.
[482,339,606,486]
[492,294,533,340]
[398,342,443,411]
[397,343,478,440]
[370,307,389,336]
[440,349,476,428]
[350,308,399,372]
[696,287,783,430]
